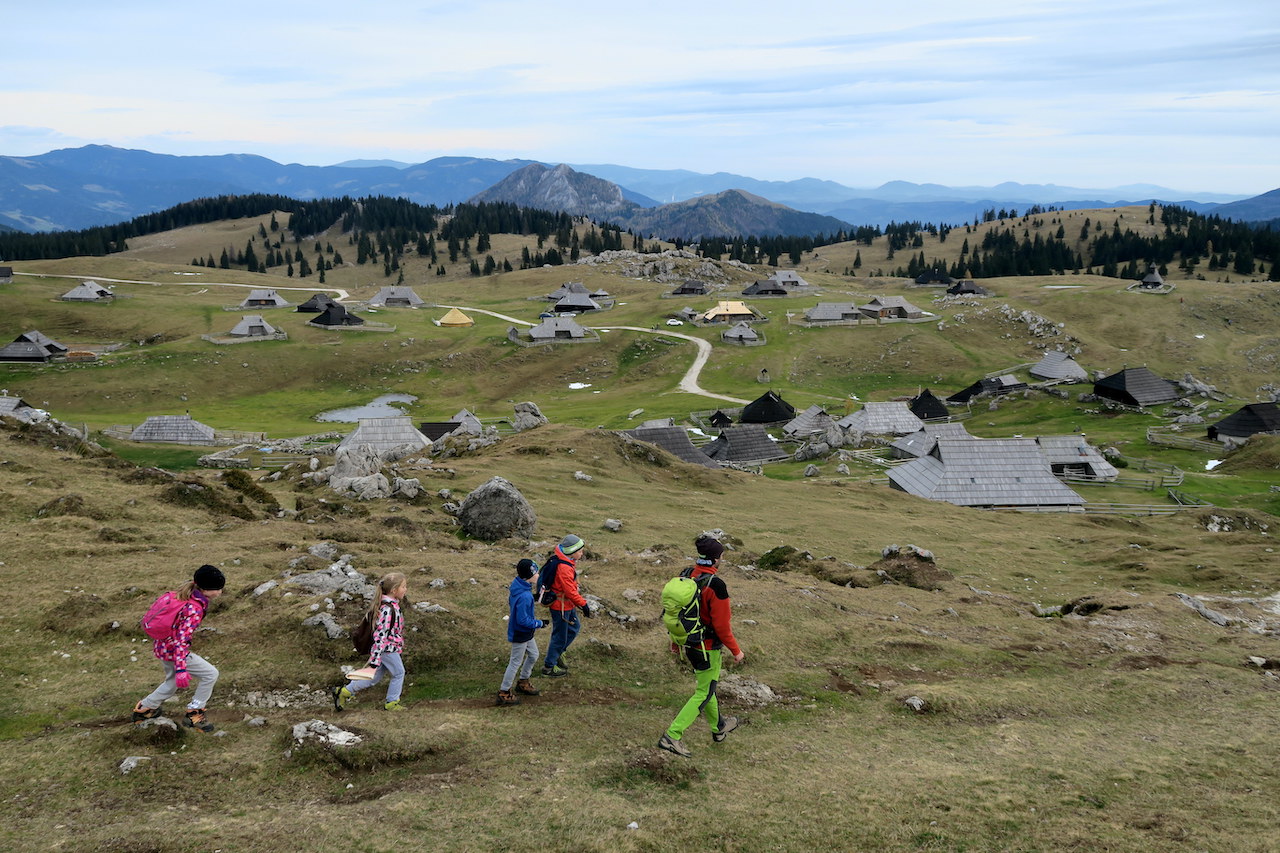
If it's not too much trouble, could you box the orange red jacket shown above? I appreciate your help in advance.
[547,548,587,612]
[688,564,741,656]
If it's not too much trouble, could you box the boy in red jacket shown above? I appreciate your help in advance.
[658,535,744,757]
[541,534,589,677]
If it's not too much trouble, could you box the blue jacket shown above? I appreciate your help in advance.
[507,576,544,642]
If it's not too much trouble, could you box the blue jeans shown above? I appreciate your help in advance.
[349,652,404,703]
[544,609,579,669]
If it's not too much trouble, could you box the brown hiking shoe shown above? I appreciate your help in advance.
[184,708,215,733]
[131,701,160,723]
[515,678,540,696]
[495,689,521,706]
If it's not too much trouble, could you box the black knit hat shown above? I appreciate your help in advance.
[516,558,538,579]
[193,564,226,591]
[695,536,724,561]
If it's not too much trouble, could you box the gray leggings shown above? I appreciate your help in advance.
[500,638,539,691]
[140,653,219,711]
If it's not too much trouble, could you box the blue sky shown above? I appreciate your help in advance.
[4,0,1277,194]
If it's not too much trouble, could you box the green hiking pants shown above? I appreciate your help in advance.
[666,648,721,741]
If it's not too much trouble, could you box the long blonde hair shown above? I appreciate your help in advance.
[176,580,198,601]
[369,572,407,616]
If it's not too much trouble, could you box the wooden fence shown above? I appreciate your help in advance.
[1146,428,1219,453]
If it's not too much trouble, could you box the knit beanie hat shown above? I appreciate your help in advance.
[559,534,585,556]
[193,564,226,591]
[695,536,724,562]
[516,558,538,579]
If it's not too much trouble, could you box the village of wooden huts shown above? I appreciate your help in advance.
[837,401,925,436]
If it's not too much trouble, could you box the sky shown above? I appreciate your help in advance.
[3,0,1278,195]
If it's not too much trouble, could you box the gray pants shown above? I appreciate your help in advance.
[500,638,539,691]
[140,653,219,711]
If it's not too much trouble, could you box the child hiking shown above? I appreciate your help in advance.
[334,572,409,712]
[496,558,545,706]
[657,535,744,758]
[132,564,226,733]
[540,534,590,678]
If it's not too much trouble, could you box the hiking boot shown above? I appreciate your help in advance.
[555,655,569,671]
[332,685,353,712]
[541,664,568,678]
[712,715,740,743]
[495,689,521,706]
[131,701,160,723]
[515,678,540,696]
[184,708,215,733]
[657,732,691,758]
[383,700,406,711]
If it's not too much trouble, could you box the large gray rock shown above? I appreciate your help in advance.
[511,402,549,432]
[301,612,345,639]
[457,476,537,540]
[332,443,383,479]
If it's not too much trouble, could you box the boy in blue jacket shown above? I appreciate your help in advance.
[497,559,545,706]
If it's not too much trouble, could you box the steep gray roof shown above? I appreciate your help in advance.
[859,296,924,316]
[890,422,974,458]
[805,302,860,322]
[0,396,38,423]
[1208,402,1280,440]
[240,289,289,307]
[623,426,721,468]
[368,286,424,307]
[546,282,591,300]
[703,424,788,464]
[1035,435,1118,480]
[529,316,589,339]
[553,294,601,312]
[229,314,278,336]
[1094,367,1178,406]
[339,416,431,454]
[61,281,113,301]
[1029,351,1088,382]
[768,270,809,286]
[742,280,787,296]
[448,408,485,435]
[15,331,67,353]
[836,402,925,435]
[783,404,835,437]
[887,438,1085,508]
[130,415,216,444]
[722,322,758,342]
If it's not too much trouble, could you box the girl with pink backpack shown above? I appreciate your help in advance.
[131,565,226,733]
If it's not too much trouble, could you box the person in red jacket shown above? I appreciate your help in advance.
[541,534,589,677]
[658,535,743,757]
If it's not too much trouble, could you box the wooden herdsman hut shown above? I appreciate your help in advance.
[1093,367,1178,407]
[130,415,216,445]
[623,426,721,468]
[228,315,278,337]
[908,388,950,421]
[309,304,365,328]
[339,417,431,456]
[368,287,424,308]
[1208,402,1280,446]
[1030,351,1088,383]
[740,390,795,424]
[296,293,337,313]
[61,281,113,301]
[240,289,290,308]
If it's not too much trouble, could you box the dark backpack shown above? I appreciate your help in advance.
[535,553,564,606]
[351,611,375,656]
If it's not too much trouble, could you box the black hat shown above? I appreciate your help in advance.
[516,558,538,579]
[695,536,724,561]
[193,564,226,591]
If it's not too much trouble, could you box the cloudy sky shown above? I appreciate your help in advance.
[4,0,1277,194]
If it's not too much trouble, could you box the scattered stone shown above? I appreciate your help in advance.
[803,464,820,477]
[136,716,179,732]
[413,602,449,614]
[429,578,446,589]
[301,612,345,639]
[604,518,623,532]
[622,589,645,602]
[119,756,152,774]
[574,470,594,482]
[718,674,779,707]
[903,695,927,713]
[457,476,537,540]
[836,463,850,475]
[291,719,362,747]
[243,716,268,727]
[308,542,339,561]
[253,580,278,597]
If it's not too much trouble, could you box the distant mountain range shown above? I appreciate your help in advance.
[0,144,1274,236]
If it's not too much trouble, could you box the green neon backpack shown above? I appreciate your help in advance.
[661,571,711,647]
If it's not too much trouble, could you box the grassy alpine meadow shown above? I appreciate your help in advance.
[0,212,1278,851]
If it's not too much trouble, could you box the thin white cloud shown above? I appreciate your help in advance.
[0,0,1276,193]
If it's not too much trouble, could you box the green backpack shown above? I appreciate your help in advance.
[661,571,711,648]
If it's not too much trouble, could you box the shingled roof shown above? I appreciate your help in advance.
[1029,351,1088,382]
[908,388,951,421]
[890,422,974,459]
[61,281,113,301]
[309,304,365,327]
[1208,402,1280,443]
[130,415,216,445]
[887,437,1085,509]
[947,374,1026,404]
[1093,367,1178,407]
[836,402,925,436]
[783,404,835,438]
[741,390,795,424]
[623,427,721,468]
[368,286,424,307]
[239,289,290,308]
[296,293,337,313]
[1035,435,1119,480]
[339,417,431,455]
[703,424,789,464]
[228,314,279,337]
